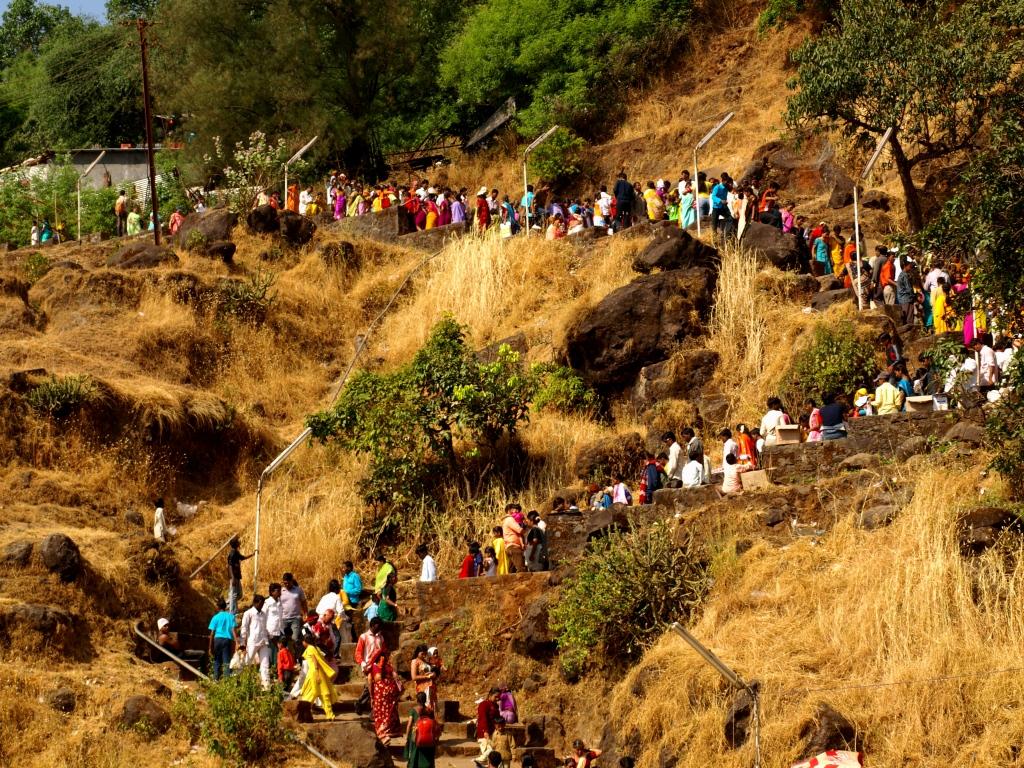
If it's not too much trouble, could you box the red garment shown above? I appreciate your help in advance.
[880,259,895,288]
[476,197,491,230]
[355,629,385,672]
[476,699,499,738]
[277,647,295,680]
[458,555,476,579]
[314,619,335,655]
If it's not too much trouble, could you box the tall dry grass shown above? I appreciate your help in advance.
[607,462,1024,767]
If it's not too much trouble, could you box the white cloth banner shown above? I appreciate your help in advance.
[791,750,862,768]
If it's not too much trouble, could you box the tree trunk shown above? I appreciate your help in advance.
[888,134,925,232]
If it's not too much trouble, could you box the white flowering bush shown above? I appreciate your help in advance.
[203,132,309,212]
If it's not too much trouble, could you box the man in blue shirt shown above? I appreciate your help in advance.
[207,598,237,679]
[342,561,363,607]
[710,174,732,236]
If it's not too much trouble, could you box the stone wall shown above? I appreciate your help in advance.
[397,571,550,626]
[763,410,960,484]
[334,207,401,242]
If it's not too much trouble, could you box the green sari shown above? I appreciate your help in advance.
[405,706,436,768]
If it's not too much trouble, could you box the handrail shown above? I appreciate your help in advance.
[189,533,238,579]
[132,621,340,768]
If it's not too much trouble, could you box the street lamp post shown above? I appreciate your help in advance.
[693,112,734,240]
[77,150,106,243]
[523,125,559,235]
[854,126,893,311]
[283,135,318,211]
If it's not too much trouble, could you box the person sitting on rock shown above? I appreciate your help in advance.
[682,448,705,488]
[720,454,750,495]
[611,473,632,505]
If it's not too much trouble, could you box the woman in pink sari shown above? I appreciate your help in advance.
[371,650,403,743]
[333,188,346,220]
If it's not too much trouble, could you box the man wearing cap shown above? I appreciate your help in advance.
[871,372,905,415]
[475,188,491,231]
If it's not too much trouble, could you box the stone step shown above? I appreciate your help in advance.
[387,735,480,759]
[334,681,366,698]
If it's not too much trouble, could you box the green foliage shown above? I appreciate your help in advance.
[27,374,96,418]
[786,321,877,403]
[172,668,287,766]
[527,128,585,184]
[22,250,50,283]
[530,363,598,415]
[988,355,1024,500]
[549,521,708,679]
[202,132,305,213]
[0,0,78,70]
[216,271,278,326]
[438,0,694,137]
[307,317,534,511]
[185,229,208,252]
[757,0,803,32]
[785,0,1024,230]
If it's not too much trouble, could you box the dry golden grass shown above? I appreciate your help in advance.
[608,462,1024,768]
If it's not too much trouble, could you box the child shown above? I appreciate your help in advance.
[498,686,518,724]
[491,526,509,575]
[611,473,632,505]
[277,636,296,690]
[459,542,481,578]
[489,717,513,768]
[482,546,497,577]
[720,454,750,495]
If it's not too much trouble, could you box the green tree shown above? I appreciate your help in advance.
[0,0,78,69]
[785,0,1024,231]
[785,321,878,405]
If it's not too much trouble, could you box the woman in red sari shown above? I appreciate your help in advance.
[371,649,403,743]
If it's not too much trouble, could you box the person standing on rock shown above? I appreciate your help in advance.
[417,544,437,583]
[612,171,634,232]
[240,594,272,688]
[502,504,527,573]
[662,431,684,488]
[227,537,253,615]
[342,561,363,607]
[280,572,308,649]
[207,597,237,680]
[525,511,549,571]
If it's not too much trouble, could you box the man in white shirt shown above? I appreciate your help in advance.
[417,544,437,582]
[661,431,684,488]
[298,187,312,215]
[681,449,704,488]
[971,337,999,390]
[718,428,739,468]
[264,582,283,667]
[923,266,950,295]
[240,594,272,688]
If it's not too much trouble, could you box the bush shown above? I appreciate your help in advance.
[26,375,97,419]
[23,252,52,284]
[216,270,277,325]
[988,354,1024,500]
[185,228,208,252]
[785,321,878,404]
[172,667,286,765]
[757,0,803,33]
[549,521,708,679]
[530,363,598,414]
[528,128,586,184]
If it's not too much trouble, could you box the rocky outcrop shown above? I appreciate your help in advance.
[106,243,178,270]
[631,227,718,274]
[811,288,854,311]
[574,432,646,482]
[742,139,855,199]
[307,720,394,768]
[564,268,715,392]
[176,208,238,248]
[40,533,82,582]
[741,221,802,270]
[511,592,558,657]
[957,506,1024,554]
[630,349,719,410]
[246,205,317,246]
[117,695,171,738]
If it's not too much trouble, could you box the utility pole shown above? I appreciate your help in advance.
[136,19,160,245]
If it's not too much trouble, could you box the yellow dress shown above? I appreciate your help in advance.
[933,291,949,333]
[493,537,509,576]
[300,644,337,719]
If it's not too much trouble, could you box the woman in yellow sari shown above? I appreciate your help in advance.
[300,631,337,720]
[491,526,509,575]
[933,283,951,334]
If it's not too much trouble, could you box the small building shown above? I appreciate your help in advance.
[69,147,179,189]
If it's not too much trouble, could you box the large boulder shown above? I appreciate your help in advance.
[279,210,316,246]
[39,533,82,582]
[510,591,558,657]
[798,703,861,759]
[307,720,394,768]
[630,349,719,410]
[828,177,855,208]
[573,432,646,482]
[741,221,802,270]
[811,288,854,312]
[564,268,715,392]
[632,228,718,274]
[742,139,854,198]
[1,540,33,567]
[0,603,73,637]
[107,243,178,270]
[176,208,238,248]
[861,189,890,211]
[117,695,171,738]
[246,204,280,234]
[203,240,237,264]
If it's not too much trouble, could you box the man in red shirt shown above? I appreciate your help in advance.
[474,688,501,766]
[879,250,896,305]
[475,187,491,231]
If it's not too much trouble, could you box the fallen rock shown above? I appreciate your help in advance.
[944,421,986,446]
[828,177,855,208]
[176,208,238,248]
[741,221,802,270]
[279,210,316,246]
[811,288,853,311]
[630,349,719,410]
[118,695,171,738]
[510,591,558,658]
[838,453,880,472]
[895,436,929,461]
[723,682,760,748]
[564,268,715,392]
[48,687,77,713]
[798,703,860,759]
[39,533,82,582]
[857,503,897,530]
[306,719,394,768]
[632,228,718,273]
[1,540,33,567]
[861,189,890,211]
[202,240,236,264]
[107,243,178,270]
[246,204,280,234]
[574,432,645,482]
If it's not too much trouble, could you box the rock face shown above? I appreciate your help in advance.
[39,533,82,582]
[107,243,178,270]
[630,349,720,409]
[798,703,860,759]
[176,208,238,248]
[306,720,394,768]
[118,695,171,738]
[741,222,802,270]
[246,205,317,246]
[742,139,855,199]
[510,592,557,657]
[811,288,854,312]
[1,540,33,567]
[574,432,646,481]
[564,268,715,392]
[631,228,718,274]
[828,177,855,208]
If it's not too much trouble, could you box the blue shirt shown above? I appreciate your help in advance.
[208,610,235,640]
[363,601,378,621]
[343,571,363,603]
[711,183,729,210]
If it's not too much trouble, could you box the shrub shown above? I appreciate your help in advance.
[530,363,598,415]
[23,252,52,284]
[528,128,586,184]
[185,228,208,252]
[26,375,97,419]
[216,270,277,325]
[172,667,286,765]
[988,354,1024,501]
[785,321,878,404]
[757,0,802,33]
[549,521,708,679]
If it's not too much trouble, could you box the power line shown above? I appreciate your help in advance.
[779,665,1024,699]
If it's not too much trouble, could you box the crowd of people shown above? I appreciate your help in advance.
[457,504,549,578]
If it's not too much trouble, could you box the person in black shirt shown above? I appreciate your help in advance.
[612,171,634,232]
[818,394,848,441]
[227,537,254,614]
